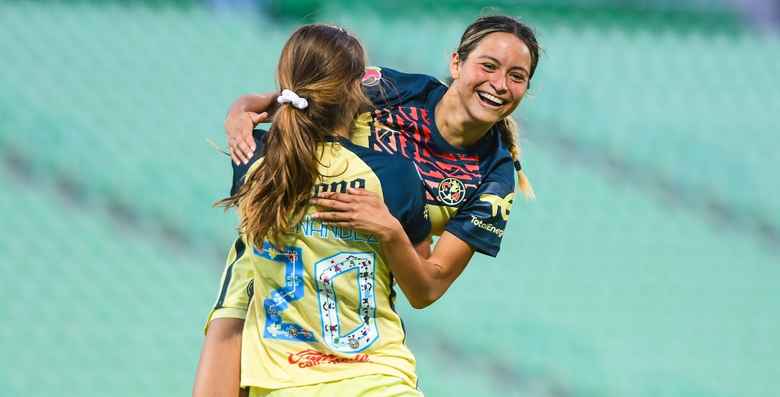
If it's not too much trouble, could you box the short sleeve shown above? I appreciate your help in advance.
[444,160,516,257]
[204,238,254,334]
[362,66,446,109]
[230,129,268,195]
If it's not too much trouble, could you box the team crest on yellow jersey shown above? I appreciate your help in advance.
[479,192,515,221]
[437,178,466,206]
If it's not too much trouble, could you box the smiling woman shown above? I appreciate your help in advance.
[306,15,540,305]
[438,19,538,184]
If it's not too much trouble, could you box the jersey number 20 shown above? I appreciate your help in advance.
[256,242,378,354]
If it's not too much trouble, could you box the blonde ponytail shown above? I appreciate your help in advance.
[497,117,535,200]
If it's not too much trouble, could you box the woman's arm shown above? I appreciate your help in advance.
[311,189,474,309]
[192,318,247,397]
[382,229,473,309]
[224,93,278,165]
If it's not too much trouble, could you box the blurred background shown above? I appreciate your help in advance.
[1,0,779,396]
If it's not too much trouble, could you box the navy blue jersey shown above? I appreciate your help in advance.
[353,66,517,257]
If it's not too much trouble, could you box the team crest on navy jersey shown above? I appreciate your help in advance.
[370,107,482,207]
[437,178,466,206]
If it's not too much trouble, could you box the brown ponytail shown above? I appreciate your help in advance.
[216,24,368,247]
[497,116,535,200]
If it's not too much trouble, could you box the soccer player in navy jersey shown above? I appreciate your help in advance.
[225,15,541,305]
[193,25,431,397]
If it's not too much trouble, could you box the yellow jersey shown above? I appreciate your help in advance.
[208,133,430,390]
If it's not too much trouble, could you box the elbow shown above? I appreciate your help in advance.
[408,298,431,310]
[407,288,443,310]
[407,263,453,309]
[409,298,433,310]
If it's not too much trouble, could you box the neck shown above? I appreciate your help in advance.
[435,89,493,149]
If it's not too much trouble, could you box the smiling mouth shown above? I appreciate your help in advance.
[476,91,506,108]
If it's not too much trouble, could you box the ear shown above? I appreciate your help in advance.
[449,52,461,81]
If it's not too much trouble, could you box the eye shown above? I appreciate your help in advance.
[510,73,527,84]
[481,63,497,72]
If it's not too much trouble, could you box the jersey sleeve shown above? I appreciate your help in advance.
[444,160,516,257]
[381,160,431,245]
[204,238,254,333]
[230,129,268,195]
[362,66,445,109]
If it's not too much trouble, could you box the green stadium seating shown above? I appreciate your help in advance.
[0,167,219,396]
[1,1,778,396]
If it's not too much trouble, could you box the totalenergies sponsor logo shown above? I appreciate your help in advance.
[470,215,504,238]
[288,349,370,369]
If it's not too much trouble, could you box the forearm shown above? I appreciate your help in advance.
[227,92,279,118]
[192,318,244,397]
[380,228,449,309]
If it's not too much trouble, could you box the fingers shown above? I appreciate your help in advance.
[236,140,254,164]
[225,113,258,164]
[244,113,261,152]
[346,188,382,204]
[315,191,355,203]
[324,221,353,228]
[230,149,241,166]
[310,197,351,211]
[229,139,250,165]
[346,187,372,196]
[250,111,270,125]
[311,211,353,222]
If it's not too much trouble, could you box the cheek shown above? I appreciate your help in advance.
[510,83,528,102]
[461,67,488,88]
[503,86,526,113]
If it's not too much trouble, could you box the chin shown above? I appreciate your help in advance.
[469,105,505,125]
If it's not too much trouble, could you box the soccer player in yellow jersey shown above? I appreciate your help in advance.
[193,25,431,397]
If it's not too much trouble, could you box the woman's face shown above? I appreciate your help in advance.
[449,32,532,126]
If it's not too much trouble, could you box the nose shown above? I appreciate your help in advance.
[489,74,508,94]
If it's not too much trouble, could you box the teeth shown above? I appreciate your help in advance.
[478,92,504,105]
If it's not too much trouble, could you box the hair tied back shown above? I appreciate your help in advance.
[277,89,309,109]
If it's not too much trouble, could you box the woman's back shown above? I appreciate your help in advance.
[227,130,428,389]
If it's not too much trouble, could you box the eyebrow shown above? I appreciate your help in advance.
[478,55,529,75]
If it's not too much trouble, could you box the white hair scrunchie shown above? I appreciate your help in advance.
[277,89,309,110]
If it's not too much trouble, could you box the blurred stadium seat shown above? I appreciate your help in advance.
[1,1,778,396]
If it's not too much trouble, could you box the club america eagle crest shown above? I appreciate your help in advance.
[437,177,466,206]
